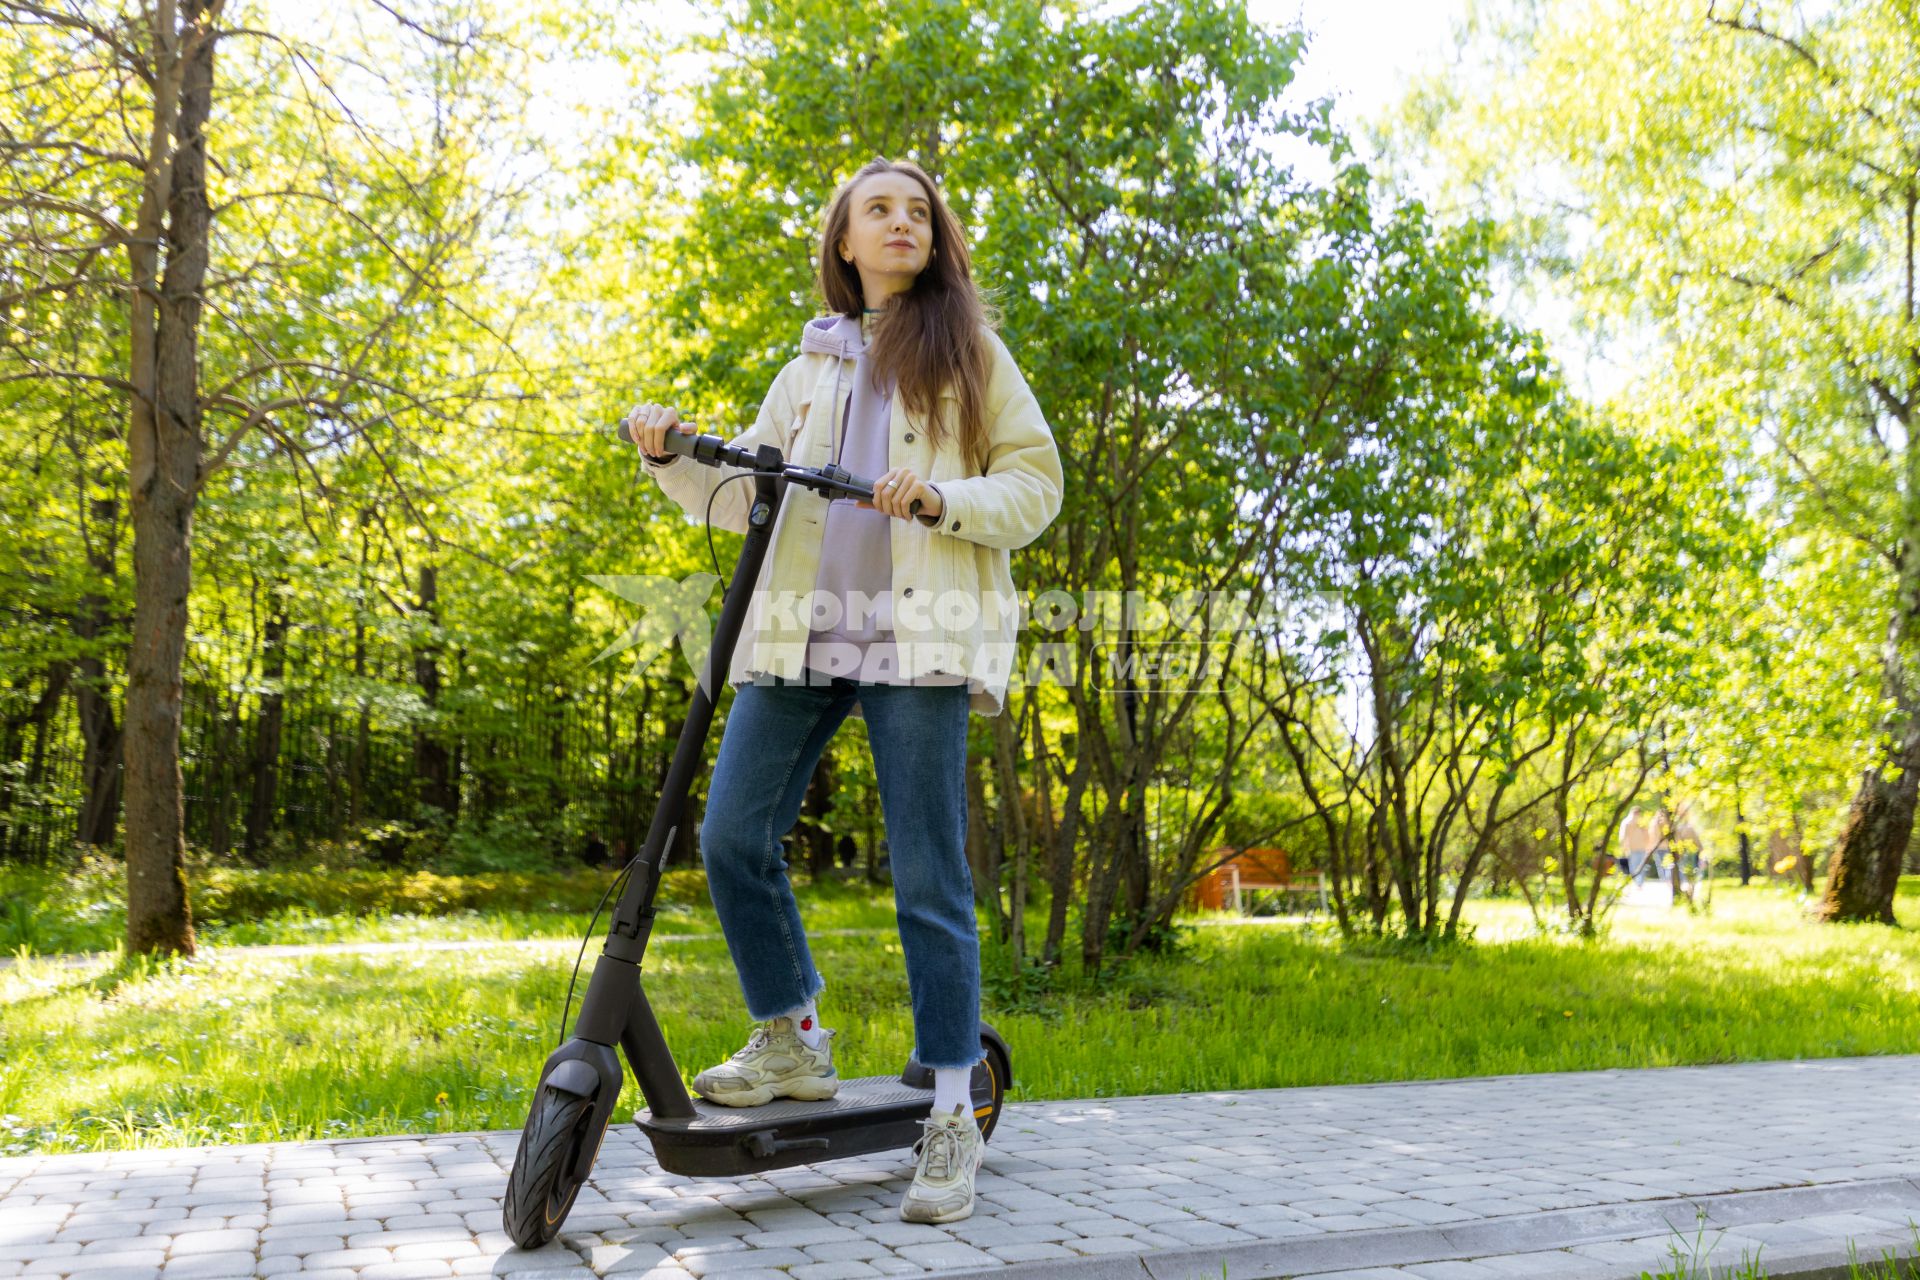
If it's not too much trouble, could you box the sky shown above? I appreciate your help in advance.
[1255,0,1469,160]
[553,0,1624,399]
[604,0,1474,167]
[292,0,1609,395]
[1261,1,1622,401]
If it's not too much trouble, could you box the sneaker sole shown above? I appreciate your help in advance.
[899,1141,984,1222]
[693,1073,840,1108]
[900,1197,975,1224]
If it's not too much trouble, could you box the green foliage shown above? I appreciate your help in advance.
[1393,0,1920,870]
[3,0,1896,989]
[439,813,564,875]
[1105,909,1196,961]
[978,941,1062,1019]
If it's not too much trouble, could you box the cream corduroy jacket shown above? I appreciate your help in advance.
[643,318,1064,718]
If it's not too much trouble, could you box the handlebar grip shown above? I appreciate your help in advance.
[611,419,701,460]
[836,467,924,517]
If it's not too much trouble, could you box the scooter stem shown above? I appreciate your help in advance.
[565,445,789,1118]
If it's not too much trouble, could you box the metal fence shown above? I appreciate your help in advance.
[0,611,682,866]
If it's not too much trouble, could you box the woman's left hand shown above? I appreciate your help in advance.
[862,466,942,522]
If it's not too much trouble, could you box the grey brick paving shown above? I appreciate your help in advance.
[3,1056,1920,1278]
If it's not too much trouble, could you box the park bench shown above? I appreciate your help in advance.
[1188,847,1328,917]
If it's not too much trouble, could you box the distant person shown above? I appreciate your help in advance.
[581,832,609,869]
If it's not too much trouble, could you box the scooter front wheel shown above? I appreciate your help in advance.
[502,1086,605,1248]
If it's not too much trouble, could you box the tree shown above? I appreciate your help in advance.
[1,0,535,950]
[1395,0,1920,924]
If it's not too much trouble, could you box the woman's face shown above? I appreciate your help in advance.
[838,172,933,290]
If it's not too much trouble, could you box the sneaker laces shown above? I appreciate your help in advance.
[732,1020,780,1060]
[914,1115,964,1180]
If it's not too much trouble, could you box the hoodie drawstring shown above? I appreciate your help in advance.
[828,331,849,472]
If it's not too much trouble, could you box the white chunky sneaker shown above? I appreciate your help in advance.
[900,1102,984,1223]
[692,1015,839,1107]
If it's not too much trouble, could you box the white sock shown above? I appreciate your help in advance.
[932,1066,971,1117]
[776,999,827,1050]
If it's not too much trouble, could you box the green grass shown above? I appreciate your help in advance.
[1641,1210,1920,1278]
[4,878,1919,1155]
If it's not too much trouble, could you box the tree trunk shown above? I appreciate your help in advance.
[800,750,835,880]
[123,0,216,955]
[1817,724,1918,924]
[2,661,71,860]
[1114,686,1151,950]
[1820,474,1920,924]
[349,515,371,829]
[660,695,685,854]
[75,499,125,849]
[1040,736,1092,968]
[75,656,122,855]
[1736,799,1753,886]
[626,681,652,859]
[243,603,287,862]
[994,703,1032,967]
[1081,802,1125,977]
[412,563,455,816]
[1031,698,1058,886]
[864,763,881,886]
[323,708,343,839]
[964,748,998,918]
[205,691,235,857]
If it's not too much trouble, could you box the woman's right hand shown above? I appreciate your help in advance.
[623,402,697,463]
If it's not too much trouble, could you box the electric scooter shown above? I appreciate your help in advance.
[500,422,1013,1250]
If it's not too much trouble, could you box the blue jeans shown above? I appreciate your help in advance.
[698,673,983,1071]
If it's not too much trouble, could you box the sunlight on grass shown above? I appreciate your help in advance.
[0,862,907,954]
[4,879,1918,1155]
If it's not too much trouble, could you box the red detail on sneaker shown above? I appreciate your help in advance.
[801,1017,813,1030]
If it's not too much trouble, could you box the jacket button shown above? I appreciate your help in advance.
[903,587,914,597]
[951,520,961,531]
[904,431,915,443]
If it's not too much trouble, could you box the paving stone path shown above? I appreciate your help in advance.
[3,1055,1918,1280]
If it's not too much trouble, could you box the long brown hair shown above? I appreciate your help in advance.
[817,157,1001,475]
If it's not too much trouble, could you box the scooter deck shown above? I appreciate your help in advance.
[651,1074,939,1128]
[635,1073,988,1177]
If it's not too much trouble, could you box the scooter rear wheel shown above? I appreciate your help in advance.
[978,1035,1011,1142]
[502,1087,603,1248]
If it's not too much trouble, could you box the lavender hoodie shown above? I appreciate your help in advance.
[797,311,965,690]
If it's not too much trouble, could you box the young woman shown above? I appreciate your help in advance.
[623,157,1063,1223]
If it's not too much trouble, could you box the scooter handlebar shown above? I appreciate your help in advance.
[609,419,932,521]
[611,418,738,467]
